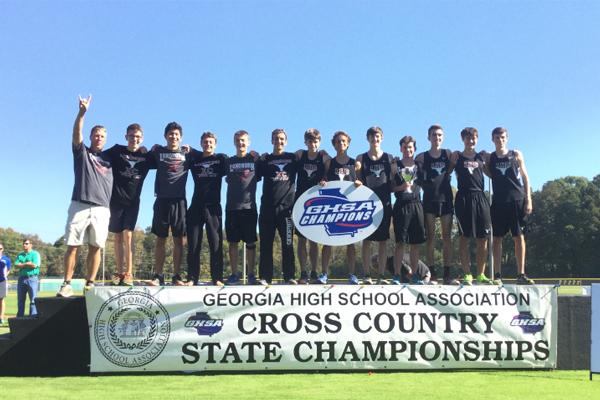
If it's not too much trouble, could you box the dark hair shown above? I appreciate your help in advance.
[22,238,32,244]
[164,121,183,136]
[460,127,478,139]
[492,127,508,137]
[427,124,443,138]
[90,125,105,136]
[331,131,351,146]
[201,131,217,143]
[304,128,321,142]
[366,126,383,139]
[126,123,143,135]
[271,128,287,140]
[400,135,417,151]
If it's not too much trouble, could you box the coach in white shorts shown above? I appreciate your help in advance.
[57,95,113,297]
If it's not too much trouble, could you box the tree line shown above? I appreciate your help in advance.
[1,174,599,280]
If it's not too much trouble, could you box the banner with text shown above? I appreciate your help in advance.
[86,285,557,372]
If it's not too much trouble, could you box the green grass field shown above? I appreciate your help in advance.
[0,371,598,399]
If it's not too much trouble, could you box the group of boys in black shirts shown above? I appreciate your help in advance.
[56,96,533,297]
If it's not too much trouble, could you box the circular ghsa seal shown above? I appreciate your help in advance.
[94,289,170,368]
[292,180,384,246]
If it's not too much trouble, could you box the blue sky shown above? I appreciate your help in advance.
[1,0,599,243]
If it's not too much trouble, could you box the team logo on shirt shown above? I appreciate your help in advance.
[271,160,290,181]
[464,160,480,175]
[292,181,384,246]
[195,160,220,177]
[89,153,111,175]
[303,164,317,178]
[430,161,446,176]
[369,164,385,178]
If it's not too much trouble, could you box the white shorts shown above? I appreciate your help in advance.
[0,280,7,298]
[65,201,111,248]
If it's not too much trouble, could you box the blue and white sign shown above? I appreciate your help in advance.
[292,180,384,246]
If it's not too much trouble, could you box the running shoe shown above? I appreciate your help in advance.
[444,277,460,285]
[516,274,535,285]
[317,273,328,284]
[121,272,134,286]
[391,275,401,285]
[411,276,425,285]
[111,273,122,286]
[310,270,319,284]
[56,282,73,298]
[462,274,473,286]
[298,271,309,285]
[226,273,240,285]
[172,274,186,286]
[362,276,374,285]
[148,274,165,286]
[214,280,225,287]
[376,275,389,285]
[348,274,359,285]
[84,281,95,291]
[258,279,269,286]
[493,272,503,285]
[247,273,258,285]
[475,274,496,285]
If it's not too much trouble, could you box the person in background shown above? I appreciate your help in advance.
[0,243,11,324]
[14,238,41,317]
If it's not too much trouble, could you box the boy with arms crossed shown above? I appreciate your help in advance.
[357,126,393,284]
[225,130,260,285]
[186,132,228,286]
[391,136,427,285]
[321,131,362,284]
[415,124,456,284]
[257,129,299,285]
[295,128,329,284]
[451,127,496,285]
[485,127,534,284]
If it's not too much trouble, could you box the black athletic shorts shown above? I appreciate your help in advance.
[225,209,258,243]
[393,200,426,244]
[455,191,491,238]
[366,204,392,242]
[109,201,140,233]
[151,198,187,238]
[423,200,454,217]
[491,198,527,237]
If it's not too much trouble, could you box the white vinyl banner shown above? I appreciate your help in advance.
[86,285,557,372]
[591,284,600,375]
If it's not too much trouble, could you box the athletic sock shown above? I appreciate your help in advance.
[443,266,451,281]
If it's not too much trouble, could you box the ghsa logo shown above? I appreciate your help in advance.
[185,312,223,336]
[510,311,545,334]
[299,188,375,237]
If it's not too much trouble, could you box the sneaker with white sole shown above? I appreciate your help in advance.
[226,273,240,285]
[298,271,309,284]
[111,273,122,286]
[348,274,359,285]
[57,282,74,298]
[462,274,473,286]
[121,273,134,286]
[317,273,328,284]
[148,274,165,286]
[516,274,535,285]
[362,276,373,285]
[84,281,95,291]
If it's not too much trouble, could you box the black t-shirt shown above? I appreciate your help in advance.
[188,151,228,206]
[71,142,113,207]
[393,160,420,203]
[326,157,357,182]
[490,150,524,202]
[149,146,189,199]
[105,144,152,206]
[226,153,260,211]
[455,152,485,194]
[360,152,392,205]
[258,152,298,211]
[420,149,453,203]
[296,150,326,197]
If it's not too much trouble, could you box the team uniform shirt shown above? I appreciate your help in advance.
[392,160,426,244]
[188,151,228,206]
[149,146,189,199]
[360,152,393,206]
[226,154,260,211]
[105,144,152,206]
[71,142,113,207]
[326,157,357,182]
[295,151,326,197]
[419,149,453,204]
[0,255,10,283]
[14,250,41,278]
[258,152,298,212]
[490,150,525,202]
[454,152,491,238]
